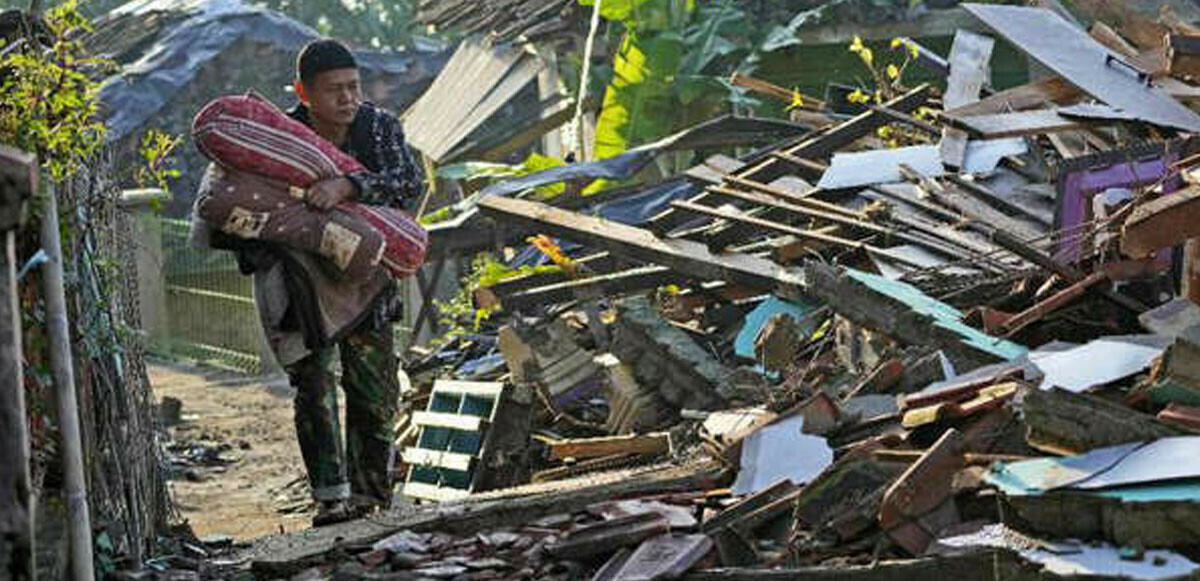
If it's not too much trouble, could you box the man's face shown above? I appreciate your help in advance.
[304,68,362,126]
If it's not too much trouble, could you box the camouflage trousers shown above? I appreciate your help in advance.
[286,321,399,506]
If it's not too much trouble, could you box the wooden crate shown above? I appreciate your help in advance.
[402,380,531,502]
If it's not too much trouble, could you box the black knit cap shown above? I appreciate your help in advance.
[297,38,357,85]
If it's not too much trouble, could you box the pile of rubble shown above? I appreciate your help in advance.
[231,3,1200,580]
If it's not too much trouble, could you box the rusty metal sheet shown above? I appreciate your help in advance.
[964,4,1200,133]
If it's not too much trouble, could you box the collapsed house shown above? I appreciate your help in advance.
[126,1,1200,580]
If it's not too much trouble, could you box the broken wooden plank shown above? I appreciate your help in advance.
[669,201,925,269]
[700,479,799,534]
[477,196,811,302]
[247,461,724,577]
[947,109,1087,139]
[998,271,1106,336]
[684,550,1022,581]
[704,186,883,234]
[879,429,964,555]
[944,30,995,109]
[549,433,672,461]
[944,175,1053,228]
[944,77,1082,118]
[1021,387,1190,455]
[402,448,475,472]
[482,252,616,299]
[649,85,931,232]
[729,71,824,109]
[502,266,678,311]
[547,512,670,560]
[990,229,1147,313]
[721,175,862,220]
[1122,186,1200,257]
[867,104,940,136]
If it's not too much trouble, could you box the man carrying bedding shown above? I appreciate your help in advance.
[287,38,425,525]
[199,38,425,526]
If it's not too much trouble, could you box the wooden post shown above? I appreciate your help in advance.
[1185,239,1200,305]
[0,145,36,581]
[40,183,94,581]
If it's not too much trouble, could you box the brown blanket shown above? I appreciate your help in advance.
[190,164,390,367]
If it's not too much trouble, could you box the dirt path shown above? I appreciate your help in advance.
[149,363,315,541]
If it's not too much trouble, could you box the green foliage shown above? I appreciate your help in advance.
[134,128,181,208]
[0,0,110,181]
[592,28,684,161]
[433,253,561,344]
[418,205,454,226]
[256,0,430,50]
[437,152,567,199]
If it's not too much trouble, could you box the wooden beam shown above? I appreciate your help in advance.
[671,201,926,268]
[1122,185,1200,257]
[947,109,1088,138]
[502,265,678,310]
[649,85,930,232]
[706,186,886,235]
[728,72,825,109]
[684,550,1017,581]
[549,433,672,461]
[721,175,863,220]
[943,77,1081,118]
[702,185,993,263]
[483,252,616,297]
[477,196,811,302]
[249,461,724,577]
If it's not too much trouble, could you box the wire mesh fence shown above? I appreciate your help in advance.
[158,217,265,375]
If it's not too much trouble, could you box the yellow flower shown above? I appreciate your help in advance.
[847,89,869,104]
[914,106,937,120]
[786,88,804,111]
[859,47,874,68]
[874,89,883,104]
[886,63,900,80]
[888,138,900,148]
[908,42,920,60]
[890,37,903,50]
[849,35,865,54]
[877,125,893,139]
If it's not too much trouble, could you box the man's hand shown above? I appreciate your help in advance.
[305,176,355,210]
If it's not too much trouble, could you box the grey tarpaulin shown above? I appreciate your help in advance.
[95,0,448,142]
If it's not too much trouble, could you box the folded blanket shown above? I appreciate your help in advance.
[192,93,426,278]
[197,166,386,280]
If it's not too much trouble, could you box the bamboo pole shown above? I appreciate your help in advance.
[40,184,95,581]
[1,229,33,581]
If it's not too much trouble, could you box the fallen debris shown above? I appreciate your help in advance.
[209,5,1200,579]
